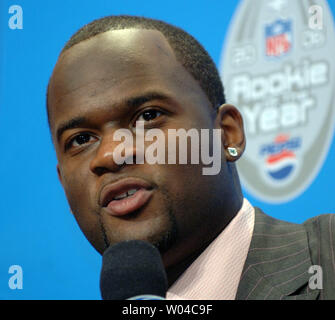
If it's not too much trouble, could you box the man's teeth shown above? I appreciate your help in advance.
[127,189,138,196]
[113,189,139,200]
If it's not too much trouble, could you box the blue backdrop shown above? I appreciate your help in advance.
[1,0,334,299]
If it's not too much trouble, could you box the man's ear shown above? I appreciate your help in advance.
[215,104,246,162]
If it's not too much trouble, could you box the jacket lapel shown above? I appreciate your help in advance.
[236,208,320,300]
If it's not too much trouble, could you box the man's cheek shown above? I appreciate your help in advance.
[62,172,91,213]
[74,212,106,254]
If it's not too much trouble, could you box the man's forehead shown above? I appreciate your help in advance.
[48,29,180,104]
[54,28,176,74]
[95,28,176,56]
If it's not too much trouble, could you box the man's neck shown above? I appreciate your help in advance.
[164,195,244,288]
[164,236,217,287]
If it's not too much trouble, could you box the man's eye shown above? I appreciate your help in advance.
[66,133,96,150]
[136,109,163,123]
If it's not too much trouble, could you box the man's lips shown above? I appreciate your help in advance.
[100,178,154,216]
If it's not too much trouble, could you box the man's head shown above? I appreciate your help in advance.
[47,15,246,276]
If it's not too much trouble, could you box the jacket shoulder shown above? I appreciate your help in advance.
[302,213,335,299]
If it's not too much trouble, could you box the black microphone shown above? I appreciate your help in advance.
[100,240,168,300]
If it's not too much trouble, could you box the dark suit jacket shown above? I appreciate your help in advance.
[235,208,335,300]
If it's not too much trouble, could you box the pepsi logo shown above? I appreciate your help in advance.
[260,134,301,182]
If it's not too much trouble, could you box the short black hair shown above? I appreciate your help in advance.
[47,15,225,127]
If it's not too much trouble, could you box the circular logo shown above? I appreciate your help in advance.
[220,0,335,203]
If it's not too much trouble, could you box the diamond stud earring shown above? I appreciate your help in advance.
[227,147,238,157]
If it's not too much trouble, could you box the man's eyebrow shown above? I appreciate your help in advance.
[126,92,171,108]
[55,92,174,142]
[56,116,87,143]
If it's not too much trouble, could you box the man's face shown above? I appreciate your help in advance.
[48,29,232,267]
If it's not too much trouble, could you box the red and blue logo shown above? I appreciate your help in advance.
[265,19,292,57]
[260,134,301,181]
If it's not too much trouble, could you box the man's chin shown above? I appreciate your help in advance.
[102,229,178,255]
[149,226,178,255]
[99,215,178,256]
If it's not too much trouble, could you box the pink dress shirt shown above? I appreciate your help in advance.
[166,198,255,300]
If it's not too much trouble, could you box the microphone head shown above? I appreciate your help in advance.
[100,240,168,300]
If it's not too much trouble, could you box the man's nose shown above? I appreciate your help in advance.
[89,130,140,176]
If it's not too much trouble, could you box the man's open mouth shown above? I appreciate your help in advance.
[100,178,154,216]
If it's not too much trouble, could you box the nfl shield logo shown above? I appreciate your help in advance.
[265,19,292,57]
